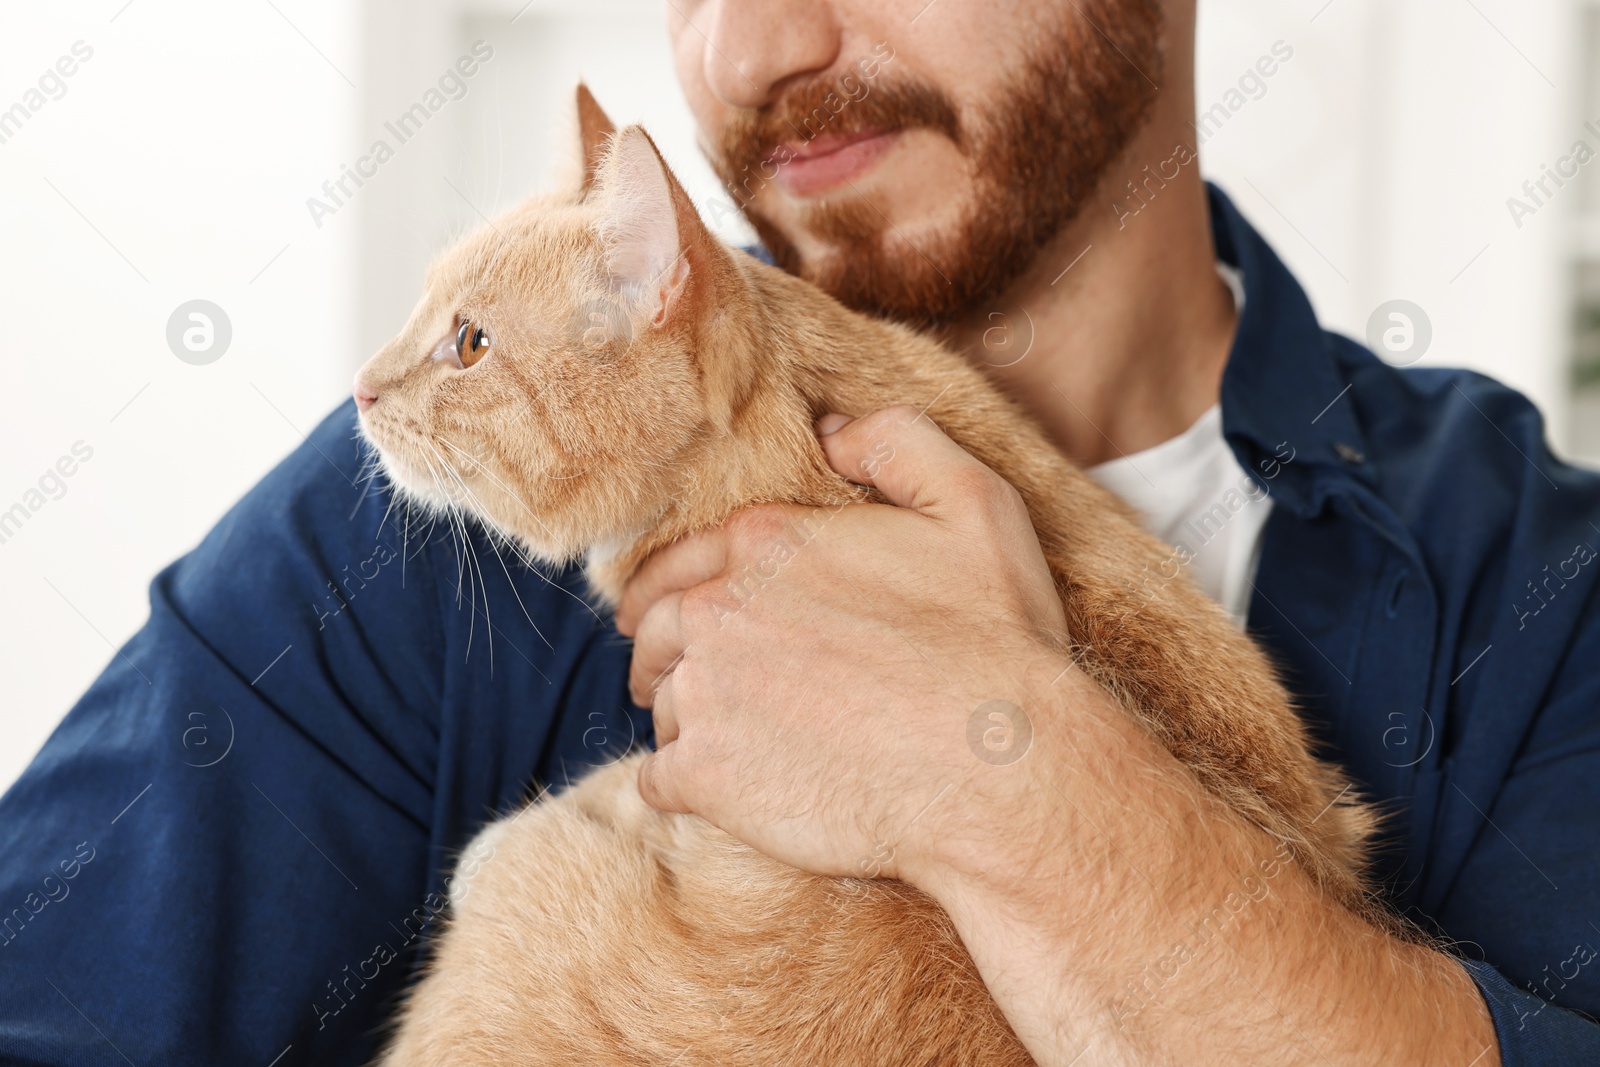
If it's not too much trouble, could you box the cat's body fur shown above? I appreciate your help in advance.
[359,91,1379,1066]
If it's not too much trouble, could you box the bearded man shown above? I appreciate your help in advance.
[1,2,1595,1064]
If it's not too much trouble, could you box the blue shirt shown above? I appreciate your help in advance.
[1,185,1596,1065]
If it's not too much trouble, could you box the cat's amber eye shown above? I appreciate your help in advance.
[455,319,491,367]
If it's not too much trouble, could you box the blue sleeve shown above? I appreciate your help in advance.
[1431,546,1600,1065]
[1463,960,1600,1066]
[0,401,641,1065]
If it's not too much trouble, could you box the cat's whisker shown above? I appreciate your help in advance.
[433,473,477,654]
[372,473,401,543]
[381,437,440,591]
[433,441,563,651]
[426,440,498,672]
[437,439,542,524]
[435,438,609,628]
[416,445,471,622]
[399,491,410,589]
[479,532,555,653]
[352,439,394,527]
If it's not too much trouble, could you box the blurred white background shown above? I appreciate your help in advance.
[0,0,1589,792]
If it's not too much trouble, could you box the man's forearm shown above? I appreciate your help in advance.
[911,664,1501,1066]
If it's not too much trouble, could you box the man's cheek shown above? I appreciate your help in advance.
[667,18,716,126]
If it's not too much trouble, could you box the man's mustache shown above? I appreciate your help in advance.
[716,73,961,194]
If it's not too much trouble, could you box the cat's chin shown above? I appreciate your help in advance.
[361,445,444,511]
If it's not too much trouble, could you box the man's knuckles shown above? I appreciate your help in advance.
[724,504,799,557]
[678,582,744,635]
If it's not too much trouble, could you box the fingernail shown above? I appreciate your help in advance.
[816,412,853,437]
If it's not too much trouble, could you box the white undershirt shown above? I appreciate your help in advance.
[1085,266,1270,627]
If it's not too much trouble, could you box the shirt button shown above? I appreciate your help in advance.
[1387,570,1409,618]
[1334,442,1366,464]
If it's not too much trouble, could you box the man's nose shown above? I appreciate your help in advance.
[697,0,842,110]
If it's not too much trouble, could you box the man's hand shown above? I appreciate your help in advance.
[617,404,1070,884]
[617,406,1499,1067]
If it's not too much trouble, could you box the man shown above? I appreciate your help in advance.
[0,0,1594,1063]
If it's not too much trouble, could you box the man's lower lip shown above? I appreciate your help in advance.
[771,131,900,196]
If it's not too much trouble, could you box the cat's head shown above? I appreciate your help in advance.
[354,87,758,567]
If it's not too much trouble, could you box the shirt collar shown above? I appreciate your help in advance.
[1209,183,1376,514]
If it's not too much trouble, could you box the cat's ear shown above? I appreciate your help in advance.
[575,83,615,195]
[593,125,721,329]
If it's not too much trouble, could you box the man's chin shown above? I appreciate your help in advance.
[758,224,967,327]
[722,0,1165,327]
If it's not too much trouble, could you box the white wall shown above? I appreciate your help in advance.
[1197,0,1579,446]
[0,0,360,790]
[350,0,751,362]
[1,0,1585,793]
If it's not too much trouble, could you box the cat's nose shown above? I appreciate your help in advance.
[353,375,378,413]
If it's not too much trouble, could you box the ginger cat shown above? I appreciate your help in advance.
[357,88,1379,1066]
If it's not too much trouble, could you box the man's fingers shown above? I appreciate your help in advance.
[616,529,729,636]
[650,675,681,748]
[637,743,694,814]
[628,590,687,708]
[817,405,1003,517]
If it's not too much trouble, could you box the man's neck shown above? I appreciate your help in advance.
[945,114,1239,469]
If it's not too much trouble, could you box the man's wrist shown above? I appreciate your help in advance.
[908,656,1231,1056]
[894,652,1502,1065]
[903,648,1197,916]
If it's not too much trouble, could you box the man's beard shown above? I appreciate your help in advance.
[709,1,1165,328]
